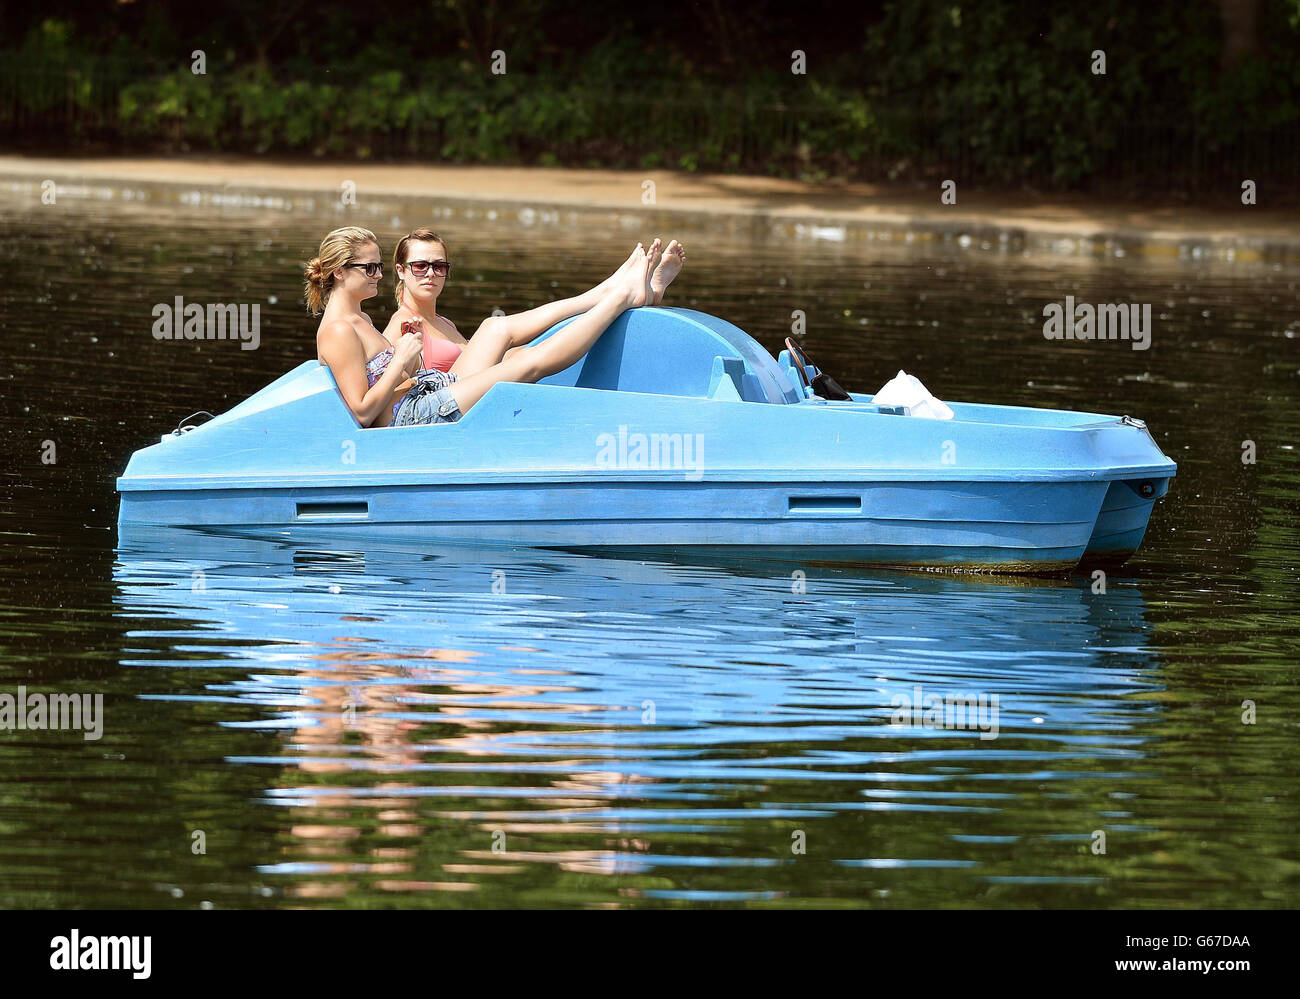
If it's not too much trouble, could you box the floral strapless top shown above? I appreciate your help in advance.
[365,347,394,388]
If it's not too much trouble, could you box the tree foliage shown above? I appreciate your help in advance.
[2,1,1297,191]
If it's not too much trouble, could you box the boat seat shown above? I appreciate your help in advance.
[535,306,802,405]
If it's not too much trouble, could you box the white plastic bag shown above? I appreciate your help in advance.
[873,370,954,420]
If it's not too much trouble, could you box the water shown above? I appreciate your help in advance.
[1,183,1296,908]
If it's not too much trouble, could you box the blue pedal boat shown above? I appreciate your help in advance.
[116,307,1176,573]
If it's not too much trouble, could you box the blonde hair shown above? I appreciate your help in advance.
[393,227,448,306]
[303,226,380,316]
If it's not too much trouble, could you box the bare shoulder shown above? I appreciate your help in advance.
[317,317,360,345]
[316,318,364,361]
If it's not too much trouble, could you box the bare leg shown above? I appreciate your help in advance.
[446,246,649,415]
[450,242,650,379]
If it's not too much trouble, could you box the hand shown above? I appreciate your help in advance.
[394,327,423,373]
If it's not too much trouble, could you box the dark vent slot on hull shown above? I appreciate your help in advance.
[296,501,369,520]
[788,496,862,514]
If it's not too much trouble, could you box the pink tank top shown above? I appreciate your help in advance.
[422,334,464,372]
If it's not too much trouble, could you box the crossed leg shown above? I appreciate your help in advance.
[444,245,652,416]
[450,241,659,380]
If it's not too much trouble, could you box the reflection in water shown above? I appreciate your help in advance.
[112,528,1159,906]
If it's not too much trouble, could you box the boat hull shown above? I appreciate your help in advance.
[115,308,1176,574]
[117,475,1155,574]
[1080,476,1172,568]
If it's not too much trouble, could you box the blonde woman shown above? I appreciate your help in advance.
[306,226,666,427]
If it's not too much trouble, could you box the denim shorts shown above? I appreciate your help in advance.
[393,369,462,426]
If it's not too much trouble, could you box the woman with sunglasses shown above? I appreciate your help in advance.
[381,227,467,372]
[307,226,679,428]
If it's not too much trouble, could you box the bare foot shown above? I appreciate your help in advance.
[622,243,650,308]
[650,239,685,305]
[597,244,644,294]
[642,238,663,305]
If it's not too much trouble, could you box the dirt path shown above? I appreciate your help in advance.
[4,154,1297,254]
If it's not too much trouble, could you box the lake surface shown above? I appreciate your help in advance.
[0,181,1296,908]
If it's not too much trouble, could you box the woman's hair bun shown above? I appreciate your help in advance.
[304,227,379,316]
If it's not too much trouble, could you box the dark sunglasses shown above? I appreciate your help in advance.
[344,261,384,278]
[405,259,450,278]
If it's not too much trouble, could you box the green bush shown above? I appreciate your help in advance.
[5,2,1300,192]
[119,70,225,146]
